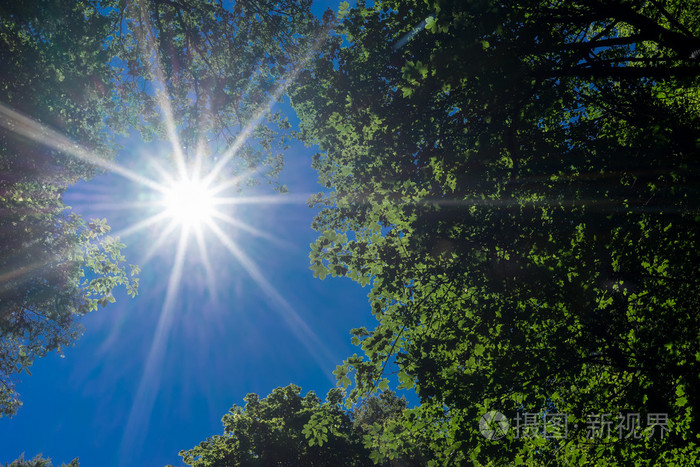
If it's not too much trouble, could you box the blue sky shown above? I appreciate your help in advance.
[0,130,376,465]
[0,1,404,465]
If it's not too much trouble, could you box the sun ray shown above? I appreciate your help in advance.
[204,84,293,185]
[140,219,182,265]
[193,223,218,299]
[207,166,261,196]
[0,258,53,285]
[203,59,317,185]
[148,156,180,188]
[206,220,337,383]
[213,193,311,206]
[119,225,190,461]
[0,103,164,192]
[203,27,330,186]
[210,211,291,247]
[64,200,160,212]
[193,138,208,180]
[112,210,172,239]
[134,0,188,181]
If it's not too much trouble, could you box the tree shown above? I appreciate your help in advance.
[179,384,371,466]
[290,0,700,464]
[4,454,79,467]
[0,0,139,416]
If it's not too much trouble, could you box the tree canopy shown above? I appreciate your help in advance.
[289,0,700,464]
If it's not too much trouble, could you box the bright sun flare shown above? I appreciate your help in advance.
[161,177,217,228]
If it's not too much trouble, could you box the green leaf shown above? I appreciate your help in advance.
[425,16,437,33]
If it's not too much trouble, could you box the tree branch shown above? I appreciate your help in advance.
[577,0,700,58]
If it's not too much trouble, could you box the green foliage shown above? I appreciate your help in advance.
[0,0,138,417]
[353,390,435,465]
[179,384,371,466]
[291,0,700,464]
[4,454,79,467]
[179,385,433,466]
[0,206,136,415]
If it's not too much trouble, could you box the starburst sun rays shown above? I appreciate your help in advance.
[0,30,337,464]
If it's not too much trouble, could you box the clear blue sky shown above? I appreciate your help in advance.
[0,1,402,465]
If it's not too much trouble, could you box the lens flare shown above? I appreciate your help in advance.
[161,177,217,228]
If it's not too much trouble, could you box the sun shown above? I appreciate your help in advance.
[161,176,218,228]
